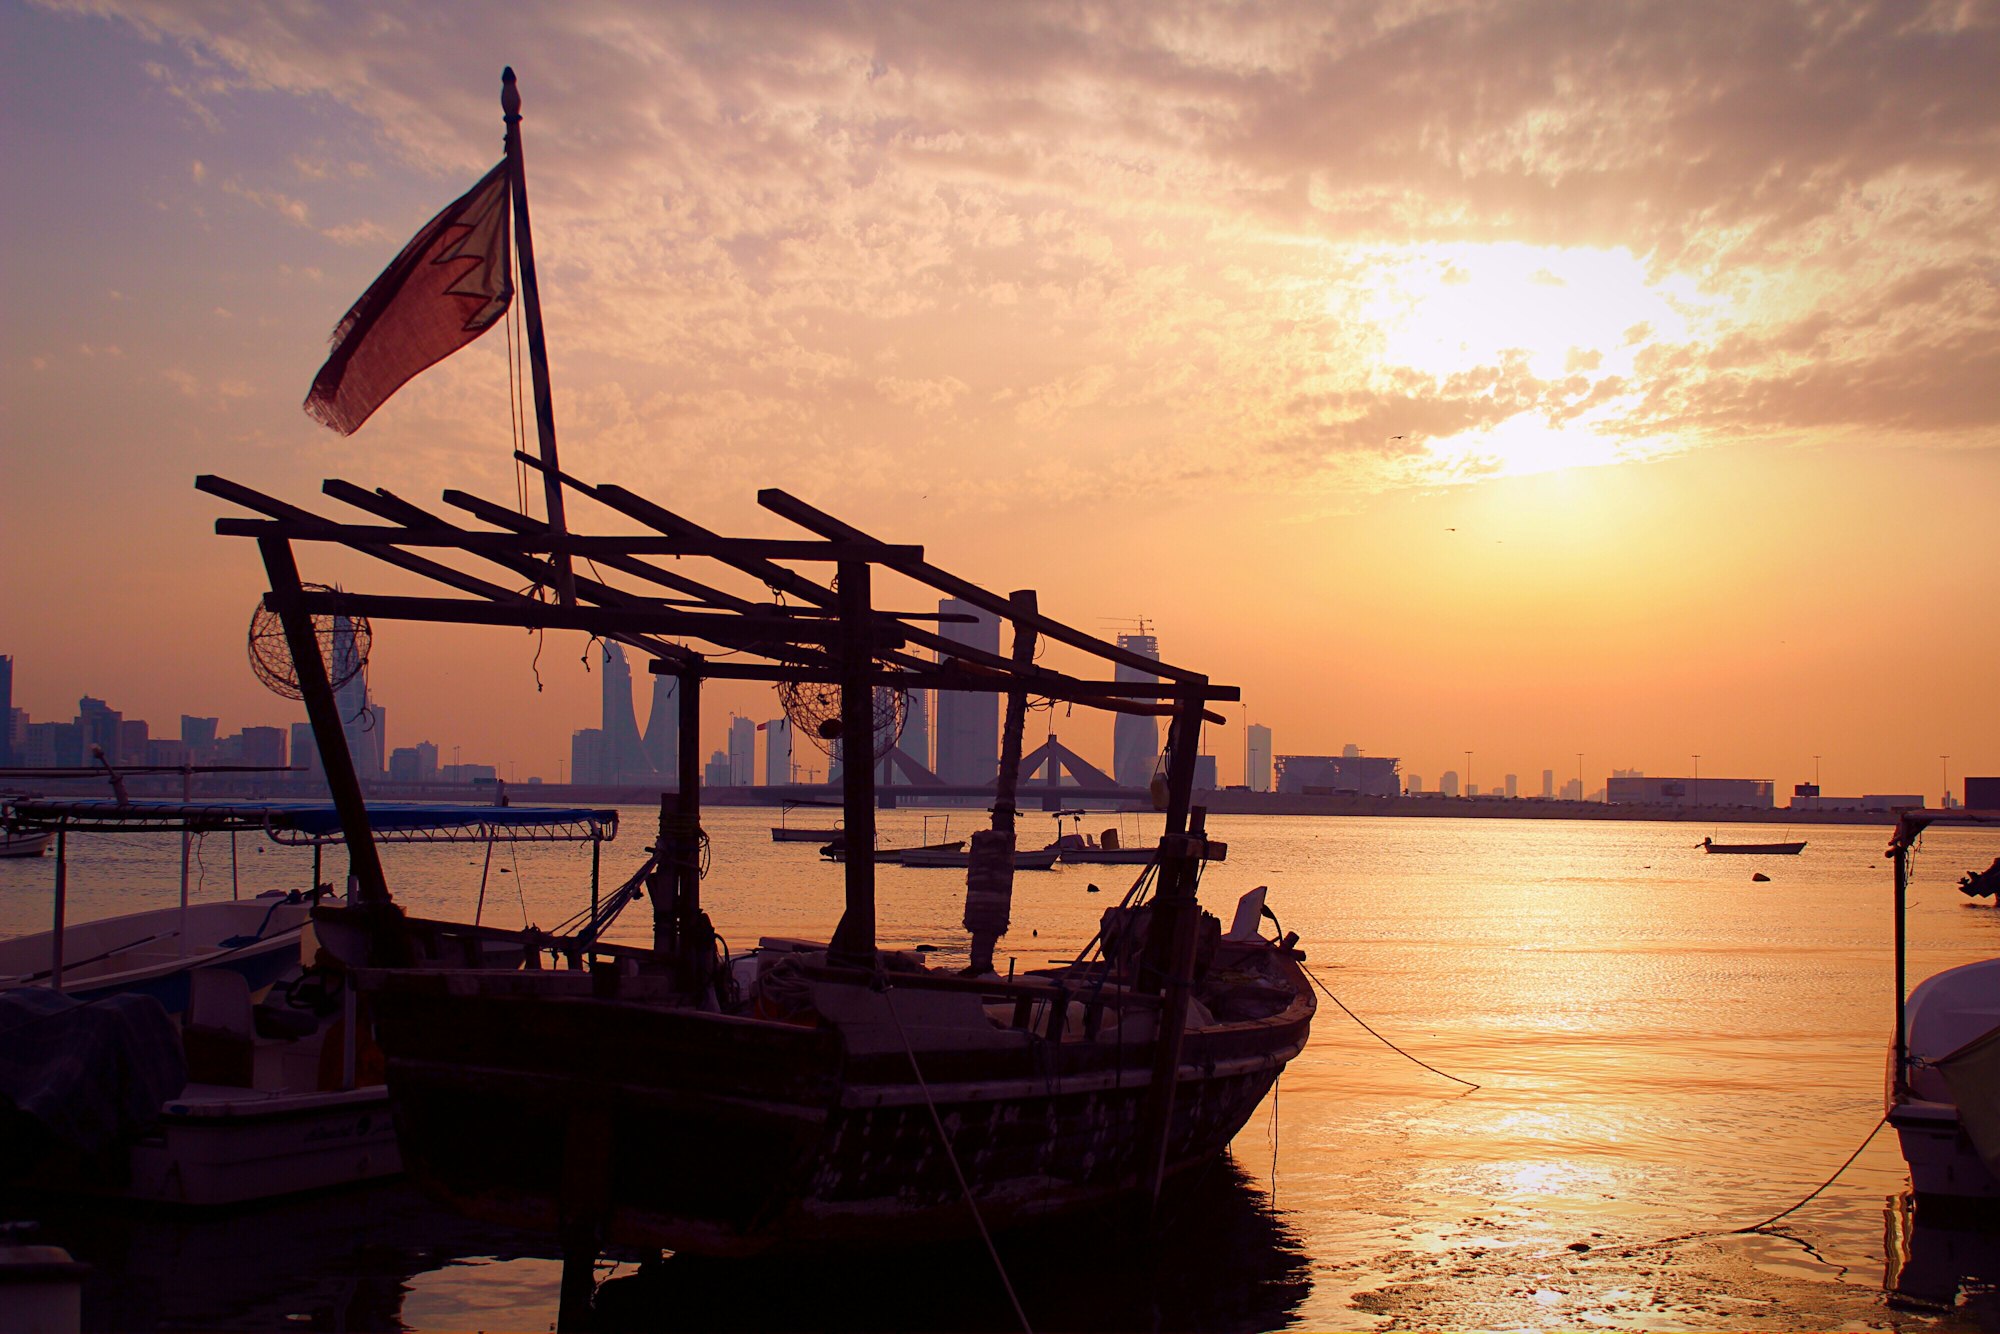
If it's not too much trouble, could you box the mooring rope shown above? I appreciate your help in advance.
[1299,962,1480,1089]
[881,980,1033,1334]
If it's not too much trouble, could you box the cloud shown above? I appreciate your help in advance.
[36,0,2000,499]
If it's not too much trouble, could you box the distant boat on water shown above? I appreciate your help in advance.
[0,829,53,858]
[1701,836,1806,855]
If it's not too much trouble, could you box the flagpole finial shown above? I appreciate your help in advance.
[501,67,520,122]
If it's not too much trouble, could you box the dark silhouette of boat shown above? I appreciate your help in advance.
[1700,836,1806,855]
[200,71,1314,1320]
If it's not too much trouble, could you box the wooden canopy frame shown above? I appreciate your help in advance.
[201,463,1237,979]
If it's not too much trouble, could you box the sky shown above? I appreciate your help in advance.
[2,0,1995,799]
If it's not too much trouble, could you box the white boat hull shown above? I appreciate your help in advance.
[124,1086,400,1206]
[1889,1098,2000,1202]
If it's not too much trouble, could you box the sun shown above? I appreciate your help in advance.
[1331,242,1712,481]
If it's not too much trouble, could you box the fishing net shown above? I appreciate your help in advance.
[247,586,371,701]
[778,680,907,760]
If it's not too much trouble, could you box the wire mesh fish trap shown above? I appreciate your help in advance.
[247,585,370,701]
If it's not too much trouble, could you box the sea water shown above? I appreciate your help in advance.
[4,810,1995,1330]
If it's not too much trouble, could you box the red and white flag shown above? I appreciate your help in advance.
[303,161,514,435]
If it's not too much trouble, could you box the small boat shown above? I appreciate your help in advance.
[1884,809,2000,1207]
[0,829,53,858]
[1700,836,1806,855]
[822,838,966,863]
[771,800,842,843]
[897,845,1060,870]
[772,824,842,843]
[1049,809,1159,864]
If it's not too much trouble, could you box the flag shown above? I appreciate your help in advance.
[303,161,514,435]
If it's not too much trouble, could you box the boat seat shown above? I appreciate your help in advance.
[184,969,256,1087]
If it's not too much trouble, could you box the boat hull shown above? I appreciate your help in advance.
[771,827,841,842]
[0,831,53,859]
[359,958,1309,1256]
[1889,1099,2000,1203]
[1701,841,1806,855]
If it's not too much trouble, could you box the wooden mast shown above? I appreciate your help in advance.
[965,592,1037,975]
[257,535,390,906]
[500,68,577,608]
[829,560,878,966]
[1137,694,1207,1213]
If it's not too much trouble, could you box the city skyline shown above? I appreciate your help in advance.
[1,4,1993,798]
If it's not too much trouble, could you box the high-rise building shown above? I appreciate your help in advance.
[0,655,12,766]
[600,642,653,782]
[1408,775,1423,793]
[1542,769,1555,799]
[898,688,929,774]
[1112,632,1160,788]
[290,723,321,778]
[728,715,756,786]
[1193,754,1218,791]
[182,716,220,757]
[328,615,385,780]
[77,696,121,761]
[1439,769,1461,798]
[117,719,149,765]
[642,674,678,778]
[763,718,793,785]
[1246,723,1273,792]
[1504,773,1518,799]
[933,598,1000,785]
[702,749,731,788]
[239,726,286,768]
[570,728,606,785]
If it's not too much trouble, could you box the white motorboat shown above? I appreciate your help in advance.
[0,829,53,859]
[0,797,620,1206]
[1884,809,2000,1206]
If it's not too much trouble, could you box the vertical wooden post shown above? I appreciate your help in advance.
[50,831,66,993]
[829,561,877,967]
[587,833,601,953]
[1892,834,1909,1100]
[965,592,1036,975]
[650,793,676,958]
[1137,693,1207,1215]
[500,67,577,608]
[257,536,388,903]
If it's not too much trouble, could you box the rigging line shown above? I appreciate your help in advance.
[1299,963,1480,1089]
[1585,1115,1890,1259]
[1730,1115,1887,1236]
[505,287,524,513]
[512,839,529,928]
[881,980,1033,1334]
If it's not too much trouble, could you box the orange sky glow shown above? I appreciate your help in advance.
[3,1,1995,798]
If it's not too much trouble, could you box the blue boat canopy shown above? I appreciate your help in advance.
[2,798,617,844]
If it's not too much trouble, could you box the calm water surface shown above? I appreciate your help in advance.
[4,810,1997,1330]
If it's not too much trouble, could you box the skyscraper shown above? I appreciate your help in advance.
[1246,723,1273,793]
[897,687,929,775]
[0,655,12,766]
[1112,632,1160,788]
[599,641,653,782]
[933,597,999,785]
[728,715,756,786]
[642,673,678,777]
[330,615,382,780]
[76,696,121,762]
[763,718,793,785]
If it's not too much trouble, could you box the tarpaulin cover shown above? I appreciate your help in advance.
[0,989,186,1161]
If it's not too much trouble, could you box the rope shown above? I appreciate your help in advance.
[1730,1115,1887,1235]
[1574,1115,1891,1260]
[1300,962,1480,1089]
[881,980,1033,1334]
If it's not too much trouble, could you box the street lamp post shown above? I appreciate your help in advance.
[1576,752,1583,803]
[1942,755,1951,808]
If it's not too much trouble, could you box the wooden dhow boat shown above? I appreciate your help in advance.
[198,69,1313,1313]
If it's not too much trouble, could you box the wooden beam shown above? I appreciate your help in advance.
[215,516,919,564]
